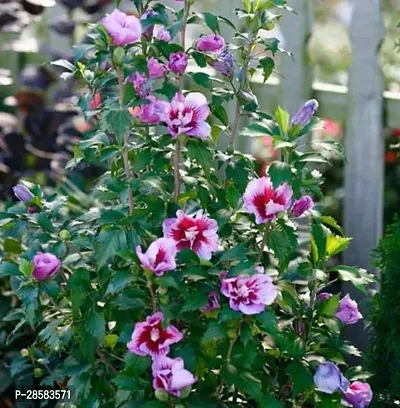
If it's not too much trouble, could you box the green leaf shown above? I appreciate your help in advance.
[0,262,20,278]
[330,266,376,292]
[320,293,340,317]
[237,371,263,402]
[114,292,146,310]
[105,270,134,295]
[87,311,106,344]
[201,322,226,343]
[96,228,127,268]
[287,360,313,395]
[259,57,275,82]
[4,237,23,254]
[311,221,327,264]
[36,213,55,232]
[256,310,277,334]
[321,216,344,236]
[102,109,132,144]
[191,72,212,88]
[326,234,352,257]
[275,106,290,135]
[263,395,284,408]
[99,210,126,225]
[51,59,75,71]
[191,51,207,68]
[133,149,152,173]
[220,243,246,263]
[212,105,229,126]
[187,139,213,177]
[19,258,34,278]
[268,161,292,187]
[181,292,209,313]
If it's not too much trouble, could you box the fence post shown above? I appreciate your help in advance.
[279,0,314,115]
[343,0,385,353]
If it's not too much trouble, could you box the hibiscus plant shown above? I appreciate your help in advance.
[0,0,376,407]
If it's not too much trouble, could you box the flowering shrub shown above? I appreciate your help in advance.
[0,0,376,406]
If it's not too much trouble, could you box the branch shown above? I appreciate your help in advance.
[116,67,134,216]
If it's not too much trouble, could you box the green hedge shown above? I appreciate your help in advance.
[367,219,400,406]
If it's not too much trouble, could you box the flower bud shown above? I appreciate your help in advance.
[13,184,34,203]
[20,348,30,357]
[34,368,44,377]
[291,99,319,126]
[292,196,313,217]
[59,230,70,241]
[155,390,169,402]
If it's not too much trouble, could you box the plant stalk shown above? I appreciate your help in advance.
[172,1,190,203]
[116,67,134,215]
[256,224,270,264]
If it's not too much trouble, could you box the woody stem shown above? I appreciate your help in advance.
[116,67,134,216]
[173,1,190,203]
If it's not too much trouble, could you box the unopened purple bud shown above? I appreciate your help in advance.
[202,291,220,312]
[291,99,319,126]
[141,8,157,39]
[292,196,313,217]
[13,184,34,203]
[168,52,188,74]
[127,72,151,98]
[210,49,234,77]
[317,292,332,301]
[28,206,38,214]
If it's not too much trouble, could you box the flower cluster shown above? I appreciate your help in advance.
[127,312,196,396]
[243,176,314,223]
[314,362,373,408]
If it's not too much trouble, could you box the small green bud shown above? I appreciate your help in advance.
[83,70,94,82]
[155,390,169,402]
[34,368,44,377]
[227,145,234,155]
[158,286,168,295]
[59,230,70,241]
[277,211,286,220]
[264,21,275,30]
[178,385,192,399]
[20,348,29,358]
[160,295,169,305]
[113,47,125,65]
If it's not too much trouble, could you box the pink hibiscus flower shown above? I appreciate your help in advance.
[136,238,177,276]
[243,177,293,224]
[221,274,278,315]
[127,312,183,357]
[163,210,218,260]
[165,92,211,139]
[152,356,197,396]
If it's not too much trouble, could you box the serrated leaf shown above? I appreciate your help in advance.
[0,261,20,278]
[268,161,292,187]
[275,106,290,135]
[259,57,275,82]
[320,293,340,317]
[201,322,225,343]
[220,243,246,263]
[102,109,132,144]
[96,228,127,268]
[287,360,313,395]
[4,237,23,254]
[36,213,55,232]
[87,311,106,344]
[19,258,34,278]
[181,292,209,312]
[326,234,352,257]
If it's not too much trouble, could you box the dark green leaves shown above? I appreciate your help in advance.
[87,311,106,344]
[96,228,127,268]
[259,57,275,82]
[101,109,132,144]
[268,161,292,187]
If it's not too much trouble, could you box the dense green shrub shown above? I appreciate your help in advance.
[367,219,400,406]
